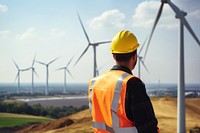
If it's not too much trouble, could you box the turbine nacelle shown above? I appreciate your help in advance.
[138,56,143,60]
[175,11,187,19]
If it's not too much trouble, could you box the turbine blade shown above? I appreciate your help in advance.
[74,45,90,66]
[144,2,164,61]
[66,69,73,78]
[36,61,46,65]
[138,36,148,56]
[21,67,31,71]
[167,0,200,46]
[32,54,36,67]
[33,69,39,78]
[77,12,91,44]
[12,60,19,69]
[141,60,150,73]
[66,56,74,67]
[48,57,59,65]
[57,67,66,71]
[15,72,19,82]
[93,41,111,45]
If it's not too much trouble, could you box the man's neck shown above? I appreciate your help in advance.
[116,62,132,71]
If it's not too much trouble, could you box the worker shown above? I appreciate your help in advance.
[88,30,159,133]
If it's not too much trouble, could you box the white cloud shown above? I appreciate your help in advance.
[16,27,37,41]
[132,1,178,29]
[50,28,66,39]
[89,9,125,30]
[189,9,200,20]
[0,4,8,13]
[0,30,11,38]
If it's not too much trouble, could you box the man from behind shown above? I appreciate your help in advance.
[88,30,159,133]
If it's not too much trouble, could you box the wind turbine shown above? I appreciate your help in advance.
[13,60,30,94]
[29,55,38,94]
[137,37,149,78]
[36,57,59,95]
[144,0,200,132]
[57,56,74,94]
[74,13,111,77]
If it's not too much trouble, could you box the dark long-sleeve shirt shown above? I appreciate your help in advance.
[111,65,158,133]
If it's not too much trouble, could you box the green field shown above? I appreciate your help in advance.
[0,113,52,128]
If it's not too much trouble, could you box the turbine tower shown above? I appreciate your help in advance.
[74,13,111,77]
[36,57,59,95]
[137,38,149,78]
[144,0,200,132]
[57,56,74,94]
[13,60,30,94]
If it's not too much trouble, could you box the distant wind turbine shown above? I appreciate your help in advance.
[144,0,200,132]
[13,60,30,94]
[36,57,59,95]
[137,37,149,78]
[57,56,74,94]
[29,55,39,94]
[74,13,111,77]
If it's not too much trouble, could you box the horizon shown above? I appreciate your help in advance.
[1,82,200,86]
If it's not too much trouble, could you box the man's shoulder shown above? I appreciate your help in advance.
[127,76,145,89]
[129,76,143,83]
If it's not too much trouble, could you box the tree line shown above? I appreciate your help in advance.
[0,101,88,119]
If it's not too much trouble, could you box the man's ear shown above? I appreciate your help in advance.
[113,54,116,60]
[133,54,137,62]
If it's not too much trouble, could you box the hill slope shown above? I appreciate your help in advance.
[0,113,52,133]
[17,98,200,133]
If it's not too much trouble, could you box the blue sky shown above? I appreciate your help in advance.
[0,0,200,84]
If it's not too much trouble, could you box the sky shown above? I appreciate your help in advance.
[0,0,200,84]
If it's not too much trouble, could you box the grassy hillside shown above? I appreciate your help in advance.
[16,98,200,133]
[0,113,52,128]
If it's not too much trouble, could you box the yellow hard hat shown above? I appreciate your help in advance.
[110,30,139,54]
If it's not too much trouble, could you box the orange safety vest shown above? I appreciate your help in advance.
[88,70,138,133]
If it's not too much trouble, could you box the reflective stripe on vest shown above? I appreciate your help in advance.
[89,79,96,115]
[93,121,138,133]
[89,72,138,133]
[111,73,130,127]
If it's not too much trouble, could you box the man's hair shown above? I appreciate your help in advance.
[113,50,137,62]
